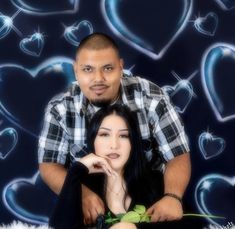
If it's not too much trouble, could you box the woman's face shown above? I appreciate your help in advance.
[94,113,131,173]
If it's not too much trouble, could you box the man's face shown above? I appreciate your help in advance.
[74,48,123,106]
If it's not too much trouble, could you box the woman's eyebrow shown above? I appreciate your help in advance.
[99,127,129,132]
[99,127,111,131]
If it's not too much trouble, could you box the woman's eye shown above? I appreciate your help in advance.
[120,134,129,138]
[99,133,109,137]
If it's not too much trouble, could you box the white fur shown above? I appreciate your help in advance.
[0,221,51,229]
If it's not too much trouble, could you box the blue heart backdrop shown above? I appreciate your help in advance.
[0,0,235,227]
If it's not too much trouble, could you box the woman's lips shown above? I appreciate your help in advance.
[106,153,120,159]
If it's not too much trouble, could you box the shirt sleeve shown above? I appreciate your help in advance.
[49,161,89,228]
[150,96,190,162]
[38,103,70,165]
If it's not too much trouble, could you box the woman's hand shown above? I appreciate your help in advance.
[79,153,117,177]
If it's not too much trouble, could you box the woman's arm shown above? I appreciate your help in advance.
[49,154,117,227]
[49,161,90,228]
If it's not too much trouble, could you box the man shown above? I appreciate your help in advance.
[38,32,191,224]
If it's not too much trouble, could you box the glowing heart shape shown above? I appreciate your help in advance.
[0,127,18,159]
[162,79,194,113]
[2,172,56,224]
[194,12,218,36]
[0,14,12,39]
[201,43,235,122]
[0,57,75,137]
[101,0,192,59]
[11,0,80,15]
[198,132,226,160]
[195,174,235,226]
[64,20,93,46]
[214,0,235,10]
[20,33,44,57]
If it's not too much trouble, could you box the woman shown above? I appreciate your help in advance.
[49,104,204,229]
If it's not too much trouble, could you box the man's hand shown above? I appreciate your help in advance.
[82,184,105,225]
[146,196,183,222]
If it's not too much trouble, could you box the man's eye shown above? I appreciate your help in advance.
[83,67,92,72]
[104,66,113,72]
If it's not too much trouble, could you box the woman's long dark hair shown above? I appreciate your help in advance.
[86,104,147,207]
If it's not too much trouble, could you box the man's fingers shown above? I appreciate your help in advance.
[98,199,105,214]
[150,211,160,222]
[156,214,166,222]
[84,211,92,225]
[146,206,154,215]
[147,207,162,222]
[89,208,100,223]
[84,205,104,224]
[82,185,105,225]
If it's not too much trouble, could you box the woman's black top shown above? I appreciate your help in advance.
[49,162,207,229]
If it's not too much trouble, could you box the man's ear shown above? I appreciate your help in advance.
[73,62,78,80]
[120,58,124,69]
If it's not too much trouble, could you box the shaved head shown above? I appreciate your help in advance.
[76,32,120,58]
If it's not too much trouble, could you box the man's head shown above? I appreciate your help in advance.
[73,33,123,107]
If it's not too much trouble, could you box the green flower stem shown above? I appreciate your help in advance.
[183,213,226,219]
[105,204,226,225]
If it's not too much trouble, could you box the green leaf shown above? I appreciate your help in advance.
[105,218,119,224]
[116,213,125,219]
[140,214,151,223]
[121,211,141,223]
[133,205,146,214]
[105,211,111,219]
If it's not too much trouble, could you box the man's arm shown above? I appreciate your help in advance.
[39,163,67,195]
[147,153,191,222]
[164,152,191,196]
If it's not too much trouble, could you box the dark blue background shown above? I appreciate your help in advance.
[0,0,234,227]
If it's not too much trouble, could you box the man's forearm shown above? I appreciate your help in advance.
[39,163,67,195]
[163,153,191,197]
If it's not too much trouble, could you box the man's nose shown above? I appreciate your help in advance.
[94,70,105,82]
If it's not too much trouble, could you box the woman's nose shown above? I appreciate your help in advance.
[110,136,119,149]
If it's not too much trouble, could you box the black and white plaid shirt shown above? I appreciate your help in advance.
[38,75,189,169]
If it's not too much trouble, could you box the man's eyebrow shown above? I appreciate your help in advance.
[79,64,92,67]
[103,63,114,67]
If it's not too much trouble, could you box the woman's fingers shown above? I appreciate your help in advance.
[80,153,117,176]
[93,159,117,177]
